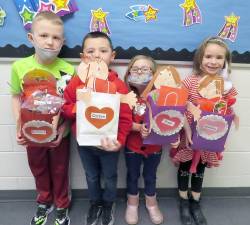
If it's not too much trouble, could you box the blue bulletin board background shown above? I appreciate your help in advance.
[0,0,249,62]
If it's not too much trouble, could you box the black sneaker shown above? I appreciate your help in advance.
[54,208,70,225]
[30,204,54,225]
[86,200,103,225]
[101,201,115,225]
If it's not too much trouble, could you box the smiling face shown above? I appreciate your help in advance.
[82,37,115,66]
[200,43,226,76]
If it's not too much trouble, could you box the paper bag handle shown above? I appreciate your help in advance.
[163,91,178,106]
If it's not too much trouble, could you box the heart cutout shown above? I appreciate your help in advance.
[85,106,114,129]
[152,110,184,136]
[197,115,228,140]
[22,120,55,143]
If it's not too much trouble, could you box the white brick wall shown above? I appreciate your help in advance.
[0,59,249,190]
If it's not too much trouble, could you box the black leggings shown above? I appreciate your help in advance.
[177,160,206,193]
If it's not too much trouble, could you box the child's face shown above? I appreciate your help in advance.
[130,59,153,76]
[28,19,64,51]
[82,37,115,66]
[201,43,226,76]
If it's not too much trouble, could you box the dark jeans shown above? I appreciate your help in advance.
[125,147,162,196]
[78,145,119,202]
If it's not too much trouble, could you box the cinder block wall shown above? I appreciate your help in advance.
[0,59,249,190]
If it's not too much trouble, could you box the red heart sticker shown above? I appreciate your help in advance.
[152,110,184,136]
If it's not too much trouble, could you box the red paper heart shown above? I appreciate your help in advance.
[85,106,114,129]
[24,126,53,142]
[155,113,181,134]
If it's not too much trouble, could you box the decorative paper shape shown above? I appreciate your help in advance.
[90,8,111,35]
[179,0,202,26]
[20,69,62,146]
[152,110,184,136]
[120,91,137,110]
[22,120,56,143]
[85,106,114,129]
[218,12,240,42]
[14,0,78,30]
[125,4,158,23]
[191,112,234,152]
[157,86,188,106]
[198,75,224,99]
[144,5,159,22]
[154,66,182,89]
[77,89,120,146]
[143,95,185,145]
[0,6,7,26]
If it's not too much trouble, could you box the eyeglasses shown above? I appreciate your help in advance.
[130,66,152,74]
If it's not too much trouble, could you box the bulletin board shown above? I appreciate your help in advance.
[0,0,249,63]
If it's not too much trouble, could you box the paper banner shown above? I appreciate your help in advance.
[14,0,78,30]
[179,0,202,26]
[125,4,159,23]
[218,13,240,42]
[90,8,111,35]
[0,6,6,26]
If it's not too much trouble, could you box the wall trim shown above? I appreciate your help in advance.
[1,188,250,201]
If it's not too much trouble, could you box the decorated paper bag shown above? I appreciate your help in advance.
[191,111,234,152]
[143,95,185,145]
[157,86,188,106]
[76,89,120,146]
[20,69,63,146]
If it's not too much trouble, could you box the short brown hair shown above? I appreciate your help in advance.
[193,36,232,76]
[81,31,113,51]
[31,11,63,33]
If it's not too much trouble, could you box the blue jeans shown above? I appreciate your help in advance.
[78,145,119,202]
[125,147,162,196]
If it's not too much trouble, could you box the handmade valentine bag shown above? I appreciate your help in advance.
[191,98,234,152]
[21,69,64,146]
[76,78,120,146]
[190,75,235,152]
[143,94,186,145]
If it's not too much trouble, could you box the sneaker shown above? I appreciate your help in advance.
[54,208,70,225]
[86,200,103,225]
[30,204,54,225]
[101,201,115,225]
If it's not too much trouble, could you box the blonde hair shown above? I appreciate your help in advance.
[193,36,232,76]
[31,11,63,33]
[124,55,157,95]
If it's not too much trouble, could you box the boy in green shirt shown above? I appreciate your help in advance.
[10,11,74,225]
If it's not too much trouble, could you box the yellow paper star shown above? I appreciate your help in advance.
[225,13,240,26]
[180,0,196,13]
[52,0,69,12]
[144,5,159,22]
[91,8,108,22]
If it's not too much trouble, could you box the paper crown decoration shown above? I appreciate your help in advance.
[14,0,78,30]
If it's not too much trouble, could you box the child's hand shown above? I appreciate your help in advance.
[49,123,66,148]
[140,124,150,138]
[233,114,240,130]
[170,136,180,148]
[100,137,122,152]
[16,130,27,145]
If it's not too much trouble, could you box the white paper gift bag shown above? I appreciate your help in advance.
[76,89,120,146]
